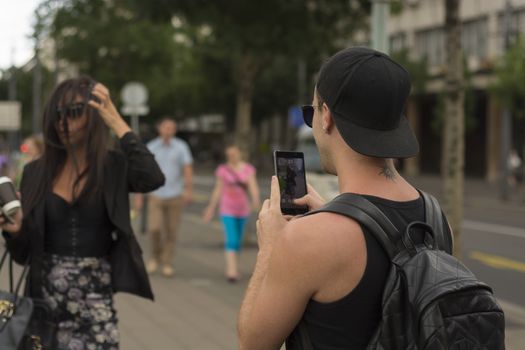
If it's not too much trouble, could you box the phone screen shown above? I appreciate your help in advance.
[274,151,308,215]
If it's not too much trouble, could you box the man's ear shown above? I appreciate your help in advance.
[321,103,334,132]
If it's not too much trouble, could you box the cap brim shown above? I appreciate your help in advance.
[332,113,419,158]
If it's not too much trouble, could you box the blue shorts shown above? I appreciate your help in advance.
[220,215,248,252]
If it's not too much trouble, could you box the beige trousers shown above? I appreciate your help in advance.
[148,196,184,266]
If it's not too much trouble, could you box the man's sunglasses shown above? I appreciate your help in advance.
[301,104,322,128]
[57,102,86,120]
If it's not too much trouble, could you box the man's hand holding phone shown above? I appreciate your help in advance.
[256,176,288,252]
[273,151,309,215]
[293,184,326,212]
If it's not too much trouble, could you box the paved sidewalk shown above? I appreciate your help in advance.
[117,208,525,349]
[117,214,255,350]
[1,173,523,349]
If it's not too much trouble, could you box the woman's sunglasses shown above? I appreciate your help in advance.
[301,104,322,128]
[57,102,86,120]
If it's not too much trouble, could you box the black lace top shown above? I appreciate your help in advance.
[44,191,114,257]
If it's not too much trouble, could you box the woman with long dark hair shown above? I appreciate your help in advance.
[0,76,164,349]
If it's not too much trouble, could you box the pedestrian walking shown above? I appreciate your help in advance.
[15,134,44,186]
[508,148,523,187]
[203,144,260,282]
[0,76,165,350]
[141,117,193,278]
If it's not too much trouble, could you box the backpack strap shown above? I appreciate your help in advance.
[304,193,400,259]
[418,190,453,254]
[304,191,454,257]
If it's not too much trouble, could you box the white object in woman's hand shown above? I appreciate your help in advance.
[0,209,23,234]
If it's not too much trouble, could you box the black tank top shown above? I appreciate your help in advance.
[44,191,114,257]
[286,195,425,350]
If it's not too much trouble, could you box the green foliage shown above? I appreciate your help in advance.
[162,0,371,123]
[166,0,370,58]
[390,1,404,16]
[37,0,215,121]
[391,49,428,95]
[431,58,478,137]
[36,0,371,129]
[491,36,525,119]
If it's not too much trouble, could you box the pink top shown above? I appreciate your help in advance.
[216,163,256,217]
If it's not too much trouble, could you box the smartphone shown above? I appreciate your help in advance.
[273,151,308,215]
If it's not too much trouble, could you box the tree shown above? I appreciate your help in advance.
[442,0,465,257]
[162,0,370,154]
[38,0,371,153]
[37,0,214,121]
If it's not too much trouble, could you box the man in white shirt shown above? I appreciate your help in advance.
[144,117,193,277]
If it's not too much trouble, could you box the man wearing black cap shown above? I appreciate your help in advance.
[238,47,430,349]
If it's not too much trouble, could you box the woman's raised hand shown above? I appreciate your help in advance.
[88,83,132,138]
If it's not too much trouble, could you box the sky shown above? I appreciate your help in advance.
[0,0,41,70]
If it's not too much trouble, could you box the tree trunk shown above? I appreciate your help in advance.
[234,53,260,159]
[443,0,465,258]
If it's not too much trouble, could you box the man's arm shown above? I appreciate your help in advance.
[238,177,322,350]
[247,174,260,210]
[183,164,193,204]
[203,177,223,223]
[238,224,321,349]
[181,142,193,204]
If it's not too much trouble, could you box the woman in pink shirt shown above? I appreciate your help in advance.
[203,145,260,282]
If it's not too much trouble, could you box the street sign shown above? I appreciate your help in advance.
[121,105,150,116]
[0,101,21,131]
[120,82,149,134]
[288,105,304,128]
[121,82,148,108]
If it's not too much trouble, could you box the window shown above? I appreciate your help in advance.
[390,32,407,53]
[415,28,445,67]
[462,18,488,60]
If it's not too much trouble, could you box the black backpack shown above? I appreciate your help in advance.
[299,191,505,350]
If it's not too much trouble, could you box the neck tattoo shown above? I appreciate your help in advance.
[379,163,396,181]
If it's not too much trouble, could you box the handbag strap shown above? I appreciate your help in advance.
[12,256,30,299]
[1,246,30,300]
[0,248,8,271]
[223,165,248,192]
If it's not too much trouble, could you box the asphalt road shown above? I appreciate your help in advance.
[462,220,525,308]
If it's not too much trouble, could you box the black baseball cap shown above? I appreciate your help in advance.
[316,47,419,158]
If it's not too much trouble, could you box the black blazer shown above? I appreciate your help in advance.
[3,132,165,300]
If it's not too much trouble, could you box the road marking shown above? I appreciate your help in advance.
[463,220,525,239]
[469,251,525,273]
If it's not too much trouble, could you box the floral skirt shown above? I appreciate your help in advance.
[42,254,119,350]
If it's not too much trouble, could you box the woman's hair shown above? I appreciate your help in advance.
[24,75,109,212]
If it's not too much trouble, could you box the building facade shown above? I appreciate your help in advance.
[388,0,525,180]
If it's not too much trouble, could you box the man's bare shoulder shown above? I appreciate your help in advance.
[289,211,361,238]
[279,211,364,260]
[271,211,367,299]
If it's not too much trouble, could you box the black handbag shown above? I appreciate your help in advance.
[19,297,56,350]
[0,248,33,349]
